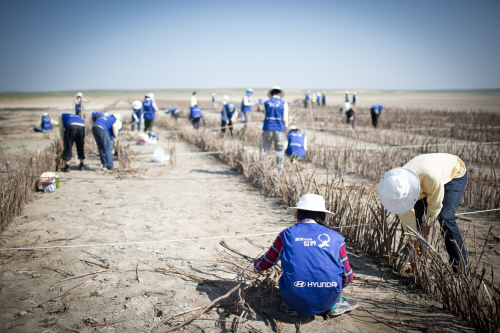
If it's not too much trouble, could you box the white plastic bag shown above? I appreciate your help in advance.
[151,147,170,163]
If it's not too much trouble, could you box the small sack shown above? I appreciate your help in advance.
[151,147,170,163]
[43,182,56,193]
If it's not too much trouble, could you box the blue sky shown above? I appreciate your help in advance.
[0,0,499,92]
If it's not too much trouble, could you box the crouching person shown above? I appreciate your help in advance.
[254,194,357,317]
[92,114,123,171]
[190,106,204,129]
[34,113,59,132]
[285,126,307,161]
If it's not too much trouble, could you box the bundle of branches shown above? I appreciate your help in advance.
[148,240,283,333]
[113,141,133,170]
[0,144,57,233]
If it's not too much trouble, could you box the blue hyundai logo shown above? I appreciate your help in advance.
[294,281,306,287]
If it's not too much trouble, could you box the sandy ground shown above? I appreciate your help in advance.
[1,93,498,332]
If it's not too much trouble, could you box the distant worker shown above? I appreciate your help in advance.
[344,91,349,102]
[370,104,383,129]
[148,92,155,102]
[257,98,264,112]
[339,101,356,129]
[221,102,238,136]
[312,93,317,107]
[285,126,307,161]
[378,153,468,272]
[131,100,142,133]
[241,88,255,127]
[316,92,321,106]
[59,113,86,172]
[34,112,58,132]
[190,91,198,107]
[254,194,356,317]
[74,92,89,115]
[322,91,326,107]
[261,86,289,170]
[142,94,158,134]
[165,108,181,123]
[212,93,216,107]
[222,94,229,105]
[190,106,206,130]
[352,91,357,105]
[92,114,123,171]
[304,90,311,108]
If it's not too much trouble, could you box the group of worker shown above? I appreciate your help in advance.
[304,91,327,108]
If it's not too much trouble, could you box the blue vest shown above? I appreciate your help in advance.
[322,95,326,103]
[41,117,52,131]
[61,113,84,128]
[280,222,344,315]
[263,98,286,131]
[75,99,82,111]
[221,103,236,120]
[142,99,155,119]
[190,106,203,118]
[241,96,252,112]
[316,95,320,104]
[94,116,117,140]
[305,93,310,102]
[371,104,383,114]
[133,108,142,119]
[286,132,306,157]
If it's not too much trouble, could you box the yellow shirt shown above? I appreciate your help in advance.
[399,153,466,230]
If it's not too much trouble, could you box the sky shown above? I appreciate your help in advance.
[0,0,499,92]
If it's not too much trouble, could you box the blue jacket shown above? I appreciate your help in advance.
[61,113,84,128]
[142,99,155,120]
[280,222,344,315]
[263,98,286,131]
[221,103,237,121]
[316,95,321,104]
[93,116,118,140]
[305,93,310,102]
[241,94,252,112]
[190,106,203,119]
[41,117,52,131]
[322,95,326,103]
[286,132,306,157]
[371,104,383,114]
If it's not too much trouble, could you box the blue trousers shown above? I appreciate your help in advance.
[131,120,141,132]
[92,127,114,170]
[415,172,467,269]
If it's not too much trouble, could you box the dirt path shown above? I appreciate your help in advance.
[0,121,476,332]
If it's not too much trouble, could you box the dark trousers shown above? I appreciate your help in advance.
[144,119,154,133]
[191,117,201,129]
[371,111,380,128]
[92,127,114,170]
[345,112,356,129]
[63,125,85,161]
[415,173,468,270]
[221,120,233,136]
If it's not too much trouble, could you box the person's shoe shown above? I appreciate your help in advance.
[280,301,298,317]
[62,165,70,173]
[327,296,358,317]
[102,167,108,171]
[79,162,84,171]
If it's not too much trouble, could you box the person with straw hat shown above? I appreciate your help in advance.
[285,126,307,161]
[378,153,468,271]
[261,86,289,170]
[254,194,356,317]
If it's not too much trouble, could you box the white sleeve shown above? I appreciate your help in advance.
[283,103,289,128]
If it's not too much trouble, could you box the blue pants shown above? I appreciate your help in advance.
[415,173,467,270]
[191,117,201,129]
[92,127,114,170]
[131,120,141,132]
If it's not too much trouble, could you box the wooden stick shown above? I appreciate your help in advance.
[79,259,109,269]
[45,235,81,243]
[59,269,109,282]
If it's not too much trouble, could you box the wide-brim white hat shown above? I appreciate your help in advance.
[378,168,420,214]
[287,194,335,218]
[132,100,142,110]
[268,86,285,98]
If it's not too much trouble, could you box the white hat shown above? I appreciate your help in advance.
[323,91,326,94]
[247,88,253,92]
[345,90,349,94]
[148,92,155,100]
[341,102,351,112]
[268,86,285,98]
[76,92,83,97]
[287,194,335,217]
[132,100,142,110]
[287,125,302,134]
[113,114,122,121]
[222,95,229,101]
[378,168,420,214]
[353,91,357,95]
[42,112,48,116]
[212,92,216,95]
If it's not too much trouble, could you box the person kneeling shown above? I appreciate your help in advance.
[285,126,307,162]
[254,194,357,317]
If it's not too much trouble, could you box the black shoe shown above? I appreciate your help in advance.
[79,163,84,171]
[62,166,70,173]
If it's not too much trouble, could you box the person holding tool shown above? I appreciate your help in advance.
[92,114,123,171]
[378,153,468,272]
[221,101,238,136]
[190,105,207,130]
[285,126,307,161]
[142,94,158,134]
[59,113,86,172]
[241,88,255,127]
[131,100,142,133]
[370,104,383,129]
[74,92,89,115]
[261,86,289,170]
[339,101,356,129]
[254,194,356,317]
[34,112,58,132]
